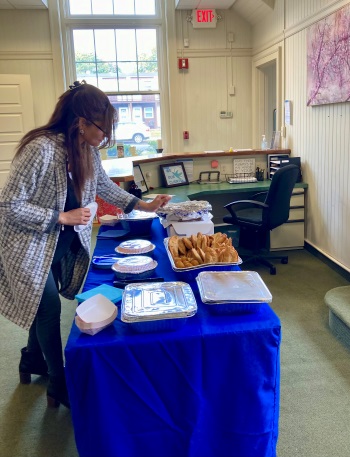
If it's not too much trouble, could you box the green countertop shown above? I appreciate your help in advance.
[144,180,308,202]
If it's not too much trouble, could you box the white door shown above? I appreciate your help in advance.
[0,74,35,190]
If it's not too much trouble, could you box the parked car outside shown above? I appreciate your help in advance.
[115,121,150,144]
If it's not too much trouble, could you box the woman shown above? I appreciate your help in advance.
[0,80,170,408]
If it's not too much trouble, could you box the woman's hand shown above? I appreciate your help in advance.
[136,194,171,212]
[58,207,92,226]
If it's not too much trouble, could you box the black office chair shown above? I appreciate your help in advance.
[223,164,300,275]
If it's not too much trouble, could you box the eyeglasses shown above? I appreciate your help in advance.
[86,119,107,135]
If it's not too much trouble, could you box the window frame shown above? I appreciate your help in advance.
[58,0,169,148]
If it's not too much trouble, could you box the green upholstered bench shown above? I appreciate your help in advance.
[325,286,350,348]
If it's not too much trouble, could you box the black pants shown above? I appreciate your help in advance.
[27,265,64,378]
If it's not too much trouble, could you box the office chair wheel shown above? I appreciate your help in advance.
[281,257,288,264]
[270,266,277,275]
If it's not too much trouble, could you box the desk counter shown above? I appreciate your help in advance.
[65,220,281,457]
[101,149,291,186]
[144,179,308,202]
[145,182,308,252]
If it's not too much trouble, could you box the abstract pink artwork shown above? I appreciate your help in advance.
[307,4,350,106]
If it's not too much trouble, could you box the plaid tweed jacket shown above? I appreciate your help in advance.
[0,134,138,329]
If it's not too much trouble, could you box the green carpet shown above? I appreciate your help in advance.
[1,235,350,457]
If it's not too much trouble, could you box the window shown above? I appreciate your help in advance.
[69,0,155,16]
[73,29,158,92]
[63,0,163,156]
[144,107,154,119]
[119,108,129,121]
[132,107,142,121]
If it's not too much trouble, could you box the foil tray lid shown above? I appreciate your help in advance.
[116,239,155,255]
[112,256,157,274]
[196,271,272,304]
[121,281,197,323]
[119,210,158,220]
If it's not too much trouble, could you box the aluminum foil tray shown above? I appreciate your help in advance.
[196,271,272,314]
[164,238,242,272]
[118,210,158,220]
[121,281,197,332]
[156,200,212,220]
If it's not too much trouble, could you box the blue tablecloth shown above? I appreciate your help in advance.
[65,219,281,457]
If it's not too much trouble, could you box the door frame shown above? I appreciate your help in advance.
[252,45,283,149]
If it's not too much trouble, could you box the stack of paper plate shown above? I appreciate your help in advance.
[75,294,118,335]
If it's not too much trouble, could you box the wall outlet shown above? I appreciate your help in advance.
[220,111,233,119]
[227,32,235,42]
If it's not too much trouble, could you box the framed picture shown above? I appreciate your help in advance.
[132,165,148,193]
[160,162,189,188]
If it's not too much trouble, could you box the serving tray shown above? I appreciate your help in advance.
[164,237,242,272]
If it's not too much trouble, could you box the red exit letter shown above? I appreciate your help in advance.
[196,9,214,23]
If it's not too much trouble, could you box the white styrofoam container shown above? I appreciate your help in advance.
[166,220,214,237]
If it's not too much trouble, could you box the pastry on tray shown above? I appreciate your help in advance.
[168,232,239,268]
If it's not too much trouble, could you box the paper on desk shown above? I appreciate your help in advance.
[145,194,175,199]
[204,150,225,153]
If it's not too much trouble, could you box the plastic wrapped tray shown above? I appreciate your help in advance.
[121,281,197,332]
[115,239,155,256]
[111,256,157,280]
[119,210,158,237]
[196,270,272,314]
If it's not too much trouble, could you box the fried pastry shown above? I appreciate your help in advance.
[190,234,198,248]
[183,237,193,250]
[168,236,179,258]
[198,247,206,262]
[190,248,203,264]
[204,247,218,263]
[168,231,238,268]
[219,245,238,263]
[178,238,187,255]
[200,235,208,250]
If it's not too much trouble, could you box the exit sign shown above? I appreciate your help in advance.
[192,9,217,28]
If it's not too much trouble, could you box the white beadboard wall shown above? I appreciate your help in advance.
[253,0,350,270]
[285,30,350,270]
[0,10,56,126]
[173,9,253,152]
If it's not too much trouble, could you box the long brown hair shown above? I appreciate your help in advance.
[15,81,116,202]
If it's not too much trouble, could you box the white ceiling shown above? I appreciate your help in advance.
[0,0,47,9]
[0,0,274,25]
[175,0,274,25]
[175,0,237,9]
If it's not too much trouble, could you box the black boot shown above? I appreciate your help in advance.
[47,374,70,409]
[19,347,49,384]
